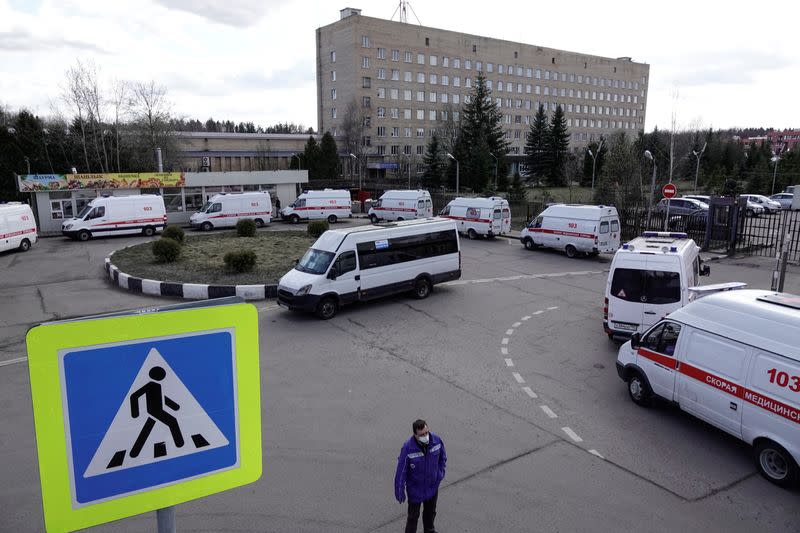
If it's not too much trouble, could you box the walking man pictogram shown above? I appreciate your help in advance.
[129,366,184,458]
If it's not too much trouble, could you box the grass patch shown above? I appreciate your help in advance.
[111,231,315,285]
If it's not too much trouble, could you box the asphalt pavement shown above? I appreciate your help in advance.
[0,231,799,532]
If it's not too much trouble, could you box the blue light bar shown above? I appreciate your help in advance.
[642,231,688,239]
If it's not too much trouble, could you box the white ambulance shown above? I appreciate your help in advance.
[439,197,511,238]
[616,290,800,488]
[367,190,433,223]
[604,232,711,338]
[520,204,620,257]
[61,195,166,241]
[0,202,37,253]
[190,192,272,231]
[280,189,351,224]
[277,218,461,319]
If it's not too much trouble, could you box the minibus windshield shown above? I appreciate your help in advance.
[199,201,212,213]
[77,204,93,219]
[295,248,335,275]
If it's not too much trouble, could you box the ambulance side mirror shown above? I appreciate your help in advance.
[700,265,711,276]
[630,332,641,349]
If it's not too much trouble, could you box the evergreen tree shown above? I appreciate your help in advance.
[317,131,339,179]
[454,73,509,192]
[524,105,550,183]
[302,135,320,178]
[508,172,526,203]
[547,105,570,186]
[422,134,445,187]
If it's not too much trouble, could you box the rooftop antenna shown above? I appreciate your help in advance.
[391,0,422,25]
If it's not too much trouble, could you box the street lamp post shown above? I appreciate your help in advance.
[771,153,781,195]
[348,153,360,190]
[644,150,657,229]
[401,154,412,189]
[446,153,459,195]
[692,142,707,192]
[291,153,302,170]
[488,152,498,190]
[587,139,604,193]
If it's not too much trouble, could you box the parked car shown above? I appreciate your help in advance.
[682,194,711,204]
[770,193,794,209]
[654,198,709,216]
[737,197,766,217]
[741,194,782,214]
[668,209,708,231]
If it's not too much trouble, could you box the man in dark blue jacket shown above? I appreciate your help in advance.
[394,419,447,533]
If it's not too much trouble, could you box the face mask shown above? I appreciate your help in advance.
[417,434,429,444]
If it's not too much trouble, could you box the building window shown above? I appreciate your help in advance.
[362,56,370,68]
[404,51,412,63]
[331,107,337,118]
[417,109,424,120]
[416,128,424,137]
[430,55,437,66]
[363,116,371,128]
[330,50,336,63]
[425,37,430,46]
[453,94,460,104]
[362,96,371,108]
[404,108,412,119]
[377,47,385,59]
[391,145,399,155]
[417,53,424,64]
[441,93,448,103]
[404,145,411,155]
[362,77,371,88]
[377,87,386,99]
[404,127,412,137]
[403,89,412,100]
[362,35,370,48]
[416,90,424,102]
[535,68,541,79]
[487,62,494,73]
[330,70,336,81]
[429,91,437,102]
[390,88,398,100]
[472,44,477,52]
[376,145,386,155]
[362,136,371,146]
[429,110,436,121]
[403,71,411,82]
[391,127,399,137]
[525,68,532,78]
[454,76,461,87]
[443,56,449,67]
[476,61,482,71]
[330,88,337,100]
[441,75,449,86]
[454,58,461,68]
[377,107,385,118]
[377,68,386,80]
[391,108,399,118]
[465,77,472,88]
[465,59,471,70]
[417,72,425,83]
[416,145,424,155]
[429,74,437,84]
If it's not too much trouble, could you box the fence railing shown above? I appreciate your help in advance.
[736,210,800,262]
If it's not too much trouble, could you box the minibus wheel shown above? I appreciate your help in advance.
[565,244,578,258]
[142,226,156,237]
[328,214,338,224]
[254,218,265,228]
[467,228,478,239]
[754,440,799,488]
[316,297,338,320]
[627,371,652,407]
[369,214,379,224]
[77,230,91,242]
[412,278,432,299]
[201,221,213,231]
[523,238,537,250]
[289,215,300,224]
[19,239,31,252]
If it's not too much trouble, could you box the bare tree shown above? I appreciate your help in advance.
[109,79,129,172]
[340,98,366,175]
[436,103,461,154]
[130,80,175,170]
[79,61,110,172]
[62,63,91,172]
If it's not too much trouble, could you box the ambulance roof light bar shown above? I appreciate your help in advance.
[642,231,688,239]
[688,282,747,298]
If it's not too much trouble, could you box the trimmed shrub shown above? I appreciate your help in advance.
[224,249,257,273]
[236,218,257,237]
[307,220,329,239]
[152,238,181,263]
[161,224,185,244]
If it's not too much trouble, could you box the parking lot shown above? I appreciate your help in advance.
[1,231,799,532]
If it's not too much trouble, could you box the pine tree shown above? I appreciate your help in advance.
[317,131,339,179]
[547,105,570,186]
[422,134,445,187]
[508,172,526,203]
[524,105,550,183]
[302,135,320,178]
[455,73,509,192]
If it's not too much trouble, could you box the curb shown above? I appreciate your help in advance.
[104,252,277,301]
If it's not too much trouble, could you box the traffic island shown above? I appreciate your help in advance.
[105,231,314,300]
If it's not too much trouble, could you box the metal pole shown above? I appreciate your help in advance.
[646,163,656,228]
[408,160,411,190]
[591,154,597,193]
[156,147,163,173]
[694,156,701,192]
[24,156,31,175]
[156,506,176,533]
[664,198,671,231]
[771,157,779,195]
[455,161,460,195]
[772,211,789,291]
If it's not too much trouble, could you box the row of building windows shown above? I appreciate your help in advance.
[344,44,645,89]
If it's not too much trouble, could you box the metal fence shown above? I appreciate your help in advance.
[735,210,800,262]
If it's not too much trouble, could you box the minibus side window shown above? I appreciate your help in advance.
[641,322,681,356]
[418,200,425,210]
[610,268,644,302]
[208,203,222,213]
[644,271,681,304]
[333,251,357,276]
[600,221,609,234]
[611,220,619,232]
[440,205,450,216]
[530,216,543,229]
[493,209,501,220]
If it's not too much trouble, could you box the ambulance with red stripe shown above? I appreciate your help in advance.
[520,204,620,258]
[280,189,351,224]
[190,192,272,231]
[617,289,800,487]
[61,195,166,241]
[439,197,510,239]
[0,202,37,252]
[368,190,433,223]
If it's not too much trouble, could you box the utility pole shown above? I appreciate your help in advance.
[692,142,707,192]
[588,139,603,193]
[644,150,657,228]
[156,147,163,173]
[446,153,459,195]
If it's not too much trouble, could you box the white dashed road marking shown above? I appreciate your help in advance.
[547,306,559,311]
[521,316,531,321]
[589,449,605,459]
[533,310,543,315]
[540,405,558,419]
[561,427,583,443]
[505,329,514,335]
[522,386,538,398]
[0,356,27,367]
[505,358,514,367]
[501,338,509,345]
[512,322,521,328]
[512,372,525,384]
[444,270,604,286]
[501,347,509,355]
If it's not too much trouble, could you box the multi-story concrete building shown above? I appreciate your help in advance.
[317,7,650,178]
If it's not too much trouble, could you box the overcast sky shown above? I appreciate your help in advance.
[1,0,798,132]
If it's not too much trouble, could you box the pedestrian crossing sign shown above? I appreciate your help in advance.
[26,299,261,533]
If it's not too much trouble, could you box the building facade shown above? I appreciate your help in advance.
[317,7,650,177]
[176,132,315,173]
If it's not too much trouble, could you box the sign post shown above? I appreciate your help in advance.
[662,183,677,231]
[26,298,262,533]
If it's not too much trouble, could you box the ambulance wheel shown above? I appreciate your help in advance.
[254,218,265,228]
[523,238,537,250]
[565,244,578,258]
[327,214,338,224]
[315,297,338,320]
[397,217,405,222]
[627,371,652,407]
[369,214,379,224]
[142,226,156,237]
[200,221,213,231]
[467,228,478,239]
[19,239,31,252]
[412,277,432,300]
[754,440,799,488]
[77,230,91,242]
[289,214,300,224]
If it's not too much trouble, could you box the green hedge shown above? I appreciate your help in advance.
[236,218,257,237]
[152,238,181,263]
[224,249,257,272]
[161,224,185,244]
[307,220,329,239]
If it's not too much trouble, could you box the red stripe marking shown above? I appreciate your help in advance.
[89,217,166,227]
[443,215,492,224]
[530,228,596,240]
[372,207,418,212]
[637,348,678,370]
[290,206,350,211]
[0,227,36,239]
[209,211,272,219]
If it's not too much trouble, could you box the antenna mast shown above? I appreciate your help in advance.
[391,1,421,25]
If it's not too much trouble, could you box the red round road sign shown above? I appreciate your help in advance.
[662,183,677,199]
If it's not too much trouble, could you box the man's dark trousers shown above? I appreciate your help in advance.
[404,491,437,533]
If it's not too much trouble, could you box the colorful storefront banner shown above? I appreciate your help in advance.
[17,173,186,192]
